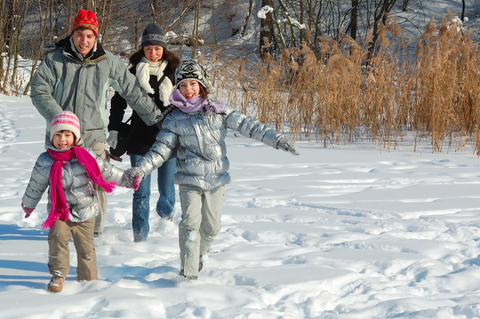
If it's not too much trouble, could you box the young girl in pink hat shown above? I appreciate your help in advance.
[21,111,141,292]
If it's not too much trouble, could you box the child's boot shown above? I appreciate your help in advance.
[47,276,65,292]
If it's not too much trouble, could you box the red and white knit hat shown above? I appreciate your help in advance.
[72,9,99,37]
[50,111,81,141]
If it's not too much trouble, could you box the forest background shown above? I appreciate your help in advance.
[1,0,480,154]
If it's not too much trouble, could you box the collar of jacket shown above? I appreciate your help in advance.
[54,35,106,63]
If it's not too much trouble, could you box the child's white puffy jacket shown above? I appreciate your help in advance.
[22,143,126,222]
[136,105,285,191]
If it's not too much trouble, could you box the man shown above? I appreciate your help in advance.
[30,9,165,236]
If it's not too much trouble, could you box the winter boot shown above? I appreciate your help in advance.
[179,269,198,280]
[47,276,65,292]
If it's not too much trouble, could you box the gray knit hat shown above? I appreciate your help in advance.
[141,23,167,48]
[174,59,209,89]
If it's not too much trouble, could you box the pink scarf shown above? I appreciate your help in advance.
[43,146,117,229]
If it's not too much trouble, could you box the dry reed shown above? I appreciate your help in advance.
[213,12,480,154]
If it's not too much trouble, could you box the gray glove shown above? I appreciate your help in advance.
[122,167,145,190]
[276,137,300,156]
[107,130,119,149]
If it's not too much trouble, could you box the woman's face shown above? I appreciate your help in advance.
[179,80,200,100]
[143,45,164,62]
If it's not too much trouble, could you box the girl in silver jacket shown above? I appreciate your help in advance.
[133,59,299,280]
[21,111,140,292]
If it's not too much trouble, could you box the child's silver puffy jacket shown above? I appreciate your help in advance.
[22,143,126,222]
[136,105,285,191]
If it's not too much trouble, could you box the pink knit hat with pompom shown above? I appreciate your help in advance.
[50,111,81,141]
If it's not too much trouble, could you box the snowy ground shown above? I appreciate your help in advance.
[2,96,480,318]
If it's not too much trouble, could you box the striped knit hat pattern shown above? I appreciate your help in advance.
[72,9,99,37]
[50,111,81,141]
[174,59,209,89]
[141,23,167,49]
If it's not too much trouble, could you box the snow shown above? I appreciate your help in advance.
[1,93,480,318]
[2,0,480,317]
[257,6,274,19]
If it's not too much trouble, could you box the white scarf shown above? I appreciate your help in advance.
[136,57,174,104]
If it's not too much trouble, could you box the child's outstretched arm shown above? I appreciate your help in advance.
[224,105,300,156]
[134,129,178,177]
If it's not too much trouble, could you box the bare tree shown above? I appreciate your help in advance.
[10,0,30,91]
[240,0,253,38]
[0,0,6,81]
[259,0,276,59]
[366,0,398,61]
[190,0,200,59]
[149,0,157,23]
[350,0,359,40]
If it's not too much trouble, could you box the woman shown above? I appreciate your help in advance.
[107,23,180,242]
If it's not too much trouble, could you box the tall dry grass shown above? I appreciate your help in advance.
[212,12,480,154]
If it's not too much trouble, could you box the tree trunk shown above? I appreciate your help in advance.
[366,0,398,62]
[351,0,358,40]
[98,0,112,43]
[259,0,274,59]
[4,0,15,52]
[0,0,6,80]
[67,0,72,33]
[240,0,253,38]
[24,0,44,95]
[191,1,200,59]
[11,0,28,93]
[150,0,157,23]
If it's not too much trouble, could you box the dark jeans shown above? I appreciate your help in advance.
[130,154,176,242]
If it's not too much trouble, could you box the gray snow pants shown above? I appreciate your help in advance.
[178,185,225,277]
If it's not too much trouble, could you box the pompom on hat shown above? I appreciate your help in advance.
[72,9,99,37]
[141,23,167,49]
[50,111,81,142]
[174,59,209,89]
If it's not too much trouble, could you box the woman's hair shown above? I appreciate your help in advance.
[73,135,83,147]
[198,83,210,99]
[129,47,180,74]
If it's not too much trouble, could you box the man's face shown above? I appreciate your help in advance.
[72,29,96,57]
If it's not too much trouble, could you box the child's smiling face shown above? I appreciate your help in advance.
[179,80,200,100]
[52,130,75,149]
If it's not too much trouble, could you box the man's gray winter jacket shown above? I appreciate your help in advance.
[135,105,284,191]
[30,36,164,148]
[22,143,126,223]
